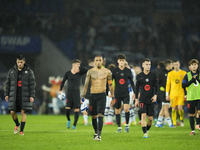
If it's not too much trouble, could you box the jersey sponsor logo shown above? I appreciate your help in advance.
[119,79,125,84]
[144,84,150,91]
[145,78,149,82]
[17,81,22,87]
[175,79,179,84]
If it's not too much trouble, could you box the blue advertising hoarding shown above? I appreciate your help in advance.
[0,36,41,53]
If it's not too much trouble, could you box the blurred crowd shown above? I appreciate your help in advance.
[1,0,200,114]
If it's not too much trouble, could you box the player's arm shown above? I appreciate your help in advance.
[165,73,171,100]
[152,74,158,102]
[107,70,115,107]
[135,75,140,107]
[82,70,91,97]
[59,72,68,94]
[182,73,195,88]
[79,66,89,75]
[5,69,11,102]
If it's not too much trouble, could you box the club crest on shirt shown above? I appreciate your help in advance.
[25,71,28,74]
[120,73,124,76]
[145,78,149,82]
[175,79,180,84]
[165,73,167,76]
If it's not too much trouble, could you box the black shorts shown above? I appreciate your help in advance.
[89,93,106,116]
[66,92,80,109]
[187,100,200,114]
[114,95,129,109]
[139,102,154,116]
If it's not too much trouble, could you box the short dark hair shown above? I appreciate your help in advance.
[118,54,126,60]
[16,55,25,61]
[107,64,116,71]
[188,59,199,66]
[142,58,151,63]
[94,55,103,60]
[157,61,165,68]
[165,59,172,66]
[173,59,179,63]
[72,59,81,64]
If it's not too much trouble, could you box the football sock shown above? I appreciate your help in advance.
[196,116,199,125]
[147,125,151,131]
[98,117,103,136]
[121,110,125,123]
[190,116,195,131]
[20,122,25,132]
[138,109,141,121]
[178,109,184,121]
[104,107,109,123]
[197,117,200,126]
[157,116,163,125]
[125,112,130,125]
[172,110,177,125]
[142,126,147,134]
[132,108,136,122]
[14,118,20,126]
[166,117,172,126]
[92,118,98,134]
[108,108,114,122]
[116,114,121,127]
[83,115,88,123]
[66,109,71,121]
[73,112,79,127]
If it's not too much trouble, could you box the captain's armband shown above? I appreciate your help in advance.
[108,80,112,85]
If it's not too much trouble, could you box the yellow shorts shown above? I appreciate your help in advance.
[170,96,184,107]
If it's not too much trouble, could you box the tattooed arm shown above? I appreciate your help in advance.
[82,70,91,97]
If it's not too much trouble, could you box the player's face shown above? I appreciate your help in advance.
[168,63,173,70]
[142,61,151,71]
[191,63,198,71]
[94,56,103,68]
[173,61,180,70]
[118,59,125,67]
[16,59,25,69]
[73,63,80,71]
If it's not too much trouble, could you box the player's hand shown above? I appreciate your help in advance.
[193,75,197,79]
[132,94,135,101]
[110,99,115,107]
[30,97,34,103]
[151,95,157,103]
[166,96,170,101]
[5,96,9,102]
[59,90,62,95]
[135,99,139,108]
[108,94,112,97]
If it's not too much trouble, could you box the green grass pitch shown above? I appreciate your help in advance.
[0,115,200,150]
